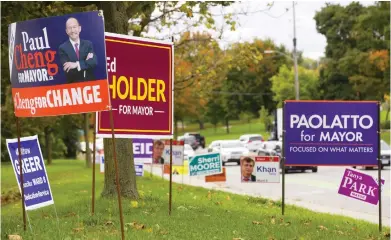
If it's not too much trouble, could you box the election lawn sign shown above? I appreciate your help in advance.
[284,101,378,166]
[100,138,153,173]
[8,11,110,117]
[189,153,222,177]
[162,140,184,166]
[6,135,54,210]
[338,168,385,205]
[97,33,174,139]
[254,156,280,183]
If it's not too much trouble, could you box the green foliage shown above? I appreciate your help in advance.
[258,106,272,133]
[271,65,320,107]
[314,2,390,100]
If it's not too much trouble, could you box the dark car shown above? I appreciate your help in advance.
[258,147,318,173]
[184,132,205,149]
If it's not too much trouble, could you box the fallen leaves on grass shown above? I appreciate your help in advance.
[252,221,264,225]
[72,227,84,233]
[64,212,77,217]
[303,220,311,226]
[226,196,231,201]
[207,191,212,200]
[270,216,276,225]
[177,205,188,211]
[126,221,145,230]
[318,225,328,231]
[8,235,22,240]
[104,220,114,226]
[159,230,169,235]
[130,201,138,208]
[384,232,390,238]
[215,201,223,205]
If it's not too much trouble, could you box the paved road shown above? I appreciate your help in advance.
[147,149,390,226]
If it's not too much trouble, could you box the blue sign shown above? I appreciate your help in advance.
[135,164,144,177]
[6,135,54,210]
[8,11,110,117]
[284,101,378,166]
[189,153,222,176]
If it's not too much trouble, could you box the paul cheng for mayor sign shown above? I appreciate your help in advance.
[284,101,378,166]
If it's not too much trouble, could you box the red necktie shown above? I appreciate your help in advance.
[75,43,79,59]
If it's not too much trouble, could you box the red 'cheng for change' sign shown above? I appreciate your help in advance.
[96,33,173,138]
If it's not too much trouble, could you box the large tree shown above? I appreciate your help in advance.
[96,1,237,198]
[314,2,390,100]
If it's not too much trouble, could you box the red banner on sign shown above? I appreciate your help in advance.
[96,33,173,138]
[255,156,279,162]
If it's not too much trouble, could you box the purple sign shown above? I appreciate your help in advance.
[133,138,153,163]
[284,101,378,166]
[6,135,54,210]
[338,168,384,205]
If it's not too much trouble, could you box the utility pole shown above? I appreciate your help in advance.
[292,1,299,100]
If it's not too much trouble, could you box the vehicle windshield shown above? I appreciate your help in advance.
[381,141,390,150]
[222,141,243,148]
[250,136,263,141]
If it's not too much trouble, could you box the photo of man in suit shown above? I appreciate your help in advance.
[59,17,97,83]
[241,157,256,182]
[153,140,165,164]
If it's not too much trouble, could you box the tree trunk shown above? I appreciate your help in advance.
[44,127,52,165]
[198,120,204,130]
[84,113,91,168]
[100,2,139,199]
[225,118,230,134]
[174,118,178,139]
[101,138,139,199]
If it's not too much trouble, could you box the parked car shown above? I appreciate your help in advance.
[353,140,390,170]
[208,140,249,165]
[257,146,318,173]
[178,135,198,150]
[183,144,195,160]
[239,134,264,152]
[184,132,205,148]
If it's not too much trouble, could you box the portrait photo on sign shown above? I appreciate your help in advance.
[8,11,110,117]
[240,156,256,182]
[152,139,165,164]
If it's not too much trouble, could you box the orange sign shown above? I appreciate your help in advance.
[205,167,226,182]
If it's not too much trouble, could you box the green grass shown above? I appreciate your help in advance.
[1,160,389,240]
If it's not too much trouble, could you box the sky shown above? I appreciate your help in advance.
[143,1,376,60]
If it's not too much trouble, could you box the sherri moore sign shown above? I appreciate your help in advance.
[96,33,174,138]
[284,101,378,166]
[8,11,110,117]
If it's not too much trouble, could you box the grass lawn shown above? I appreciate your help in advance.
[1,160,390,240]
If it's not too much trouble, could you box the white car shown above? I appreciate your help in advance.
[184,144,195,160]
[381,140,390,167]
[239,134,264,152]
[261,140,282,152]
[208,140,250,165]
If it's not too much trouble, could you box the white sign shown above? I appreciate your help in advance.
[162,140,184,165]
[240,156,280,183]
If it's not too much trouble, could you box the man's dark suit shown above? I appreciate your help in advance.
[58,39,97,83]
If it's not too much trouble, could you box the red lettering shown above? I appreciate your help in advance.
[13,45,58,75]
